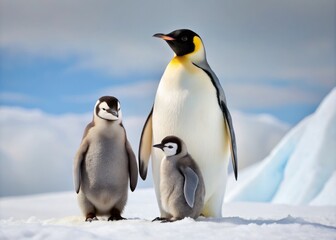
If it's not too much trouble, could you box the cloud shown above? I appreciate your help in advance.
[0,0,334,85]
[1,0,334,122]
[0,107,152,197]
[0,106,289,196]
[0,107,90,196]
[0,0,334,133]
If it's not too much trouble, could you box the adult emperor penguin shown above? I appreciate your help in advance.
[74,96,138,221]
[153,136,205,222]
[139,29,238,218]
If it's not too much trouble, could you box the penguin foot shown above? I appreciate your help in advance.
[108,208,126,221]
[108,215,126,221]
[85,213,98,222]
[160,218,181,223]
[152,217,168,222]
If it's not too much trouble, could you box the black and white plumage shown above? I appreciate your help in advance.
[139,29,238,218]
[73,96,138,221]
[153,136,205,222]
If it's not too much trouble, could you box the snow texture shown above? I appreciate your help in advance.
[226,88,336,206]
[0,189,335,240]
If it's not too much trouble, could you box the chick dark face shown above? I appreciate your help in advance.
[153,29,200,56]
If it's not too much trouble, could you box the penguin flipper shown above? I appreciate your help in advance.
[138,108,153,180]
[125,139,138,192]
[192,61,238,180]
[181,167,199,208]
[221,101,238,180]
[73,140,89,194]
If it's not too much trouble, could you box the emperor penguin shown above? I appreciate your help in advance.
[73,96,138,221]
[139,29,238,218]
[153,136,205,222]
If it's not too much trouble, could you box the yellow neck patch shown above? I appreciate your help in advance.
[169,36,204,67]
[193,36,202,53]
[170,55,186,65]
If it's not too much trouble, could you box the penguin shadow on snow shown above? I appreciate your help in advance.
[197,215,336,230]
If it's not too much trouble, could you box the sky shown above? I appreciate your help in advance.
[0,0,335,124]
[0,0,335,197]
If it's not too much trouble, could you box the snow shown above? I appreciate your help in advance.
[1,189,335,240]
[226,88,336,205]
[311,172,336,206]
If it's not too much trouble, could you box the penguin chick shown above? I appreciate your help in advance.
[73,96,138,222]
[153,136,205,222]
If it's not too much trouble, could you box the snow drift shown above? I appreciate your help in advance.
[226,88,336,206]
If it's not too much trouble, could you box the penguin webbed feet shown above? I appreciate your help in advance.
[108,208,126,221]
[152,216,180,223]
[85,213,98,222]
[152,216,166,222]
[108,215,126,221]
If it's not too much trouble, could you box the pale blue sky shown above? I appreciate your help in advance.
[0,0,336,197]
[0,0,335,124]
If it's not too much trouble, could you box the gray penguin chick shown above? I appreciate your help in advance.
[73,96,138,221]
[153,136,205,222]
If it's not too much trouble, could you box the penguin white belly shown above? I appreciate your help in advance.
[152,62,230,216]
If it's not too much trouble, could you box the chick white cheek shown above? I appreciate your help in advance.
[163,143,178,157]
[99,110,118,120]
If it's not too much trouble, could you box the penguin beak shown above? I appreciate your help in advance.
[153,33,175,41]
[107,109,118,118]
[153,143,164,150]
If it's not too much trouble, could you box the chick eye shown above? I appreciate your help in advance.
[102,108,106,111]
[181,36,188,42]
[168,146,173,149]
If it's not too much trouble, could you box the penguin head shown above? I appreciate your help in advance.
[153,29,206,62]
[153,136,187,157]
[94,96,121,121]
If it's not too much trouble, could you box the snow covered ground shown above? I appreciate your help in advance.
[0,189,335,240]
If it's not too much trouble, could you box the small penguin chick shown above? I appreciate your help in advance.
[153,136,205,222]
[73,96,138,222]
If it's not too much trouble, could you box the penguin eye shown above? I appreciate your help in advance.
[168,145,173,149]
[181,36,188,42]
[102,108,106,111]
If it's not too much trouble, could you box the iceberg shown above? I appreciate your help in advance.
[226,88,336,205]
